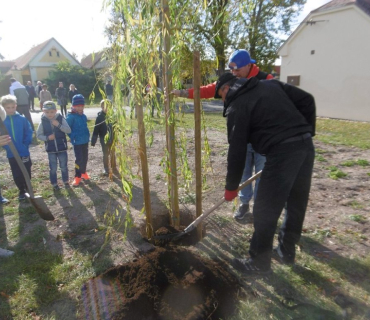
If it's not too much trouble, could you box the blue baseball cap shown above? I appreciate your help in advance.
[228,49,255,69]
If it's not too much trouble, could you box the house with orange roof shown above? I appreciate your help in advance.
[4,38,80,86]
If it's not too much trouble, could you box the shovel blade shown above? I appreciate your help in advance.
[25,194,55,221]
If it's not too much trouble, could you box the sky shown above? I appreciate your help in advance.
[0,0,331,62]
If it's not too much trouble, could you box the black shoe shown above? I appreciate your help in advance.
[64,183,71,189]
[18,194,26,201]
[102,170,109,176]
[273,245,295,265]
[53,185,60,191]
[232,258,272,275]
[233,204,250,220]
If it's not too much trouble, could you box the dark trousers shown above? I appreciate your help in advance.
[249,137,315,267]
[28,97,35,110]
[73,143,88,177]
[8,156,32,195]
[100,138,116,172]
[60,105,67,117]
[16,104,34,131]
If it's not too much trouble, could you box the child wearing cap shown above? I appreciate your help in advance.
[0,95,33,201]
[66,94,90,187]
[91,100,117,176]
[36,101,71,190]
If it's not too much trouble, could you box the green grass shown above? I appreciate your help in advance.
[316,118,370,149]
[341,159,369,167]
[328,166,347,180]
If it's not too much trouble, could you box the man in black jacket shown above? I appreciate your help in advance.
[215,73,316,274]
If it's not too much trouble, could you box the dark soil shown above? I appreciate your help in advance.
[153,225,202,246]
[82,247,239,320]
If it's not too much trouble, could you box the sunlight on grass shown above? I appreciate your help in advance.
[316,118,370,149]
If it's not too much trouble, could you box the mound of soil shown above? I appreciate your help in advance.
[153,225,202,246]
[82,247,239,320]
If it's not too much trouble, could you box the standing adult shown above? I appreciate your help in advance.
[105,80,113,101]
[25,81,36,111]
[215,73,316,274]
[55,82,68,117]
[35,81,43,101]
[9,78,34,131]
[172,49,273,220]
[68,84,79,103]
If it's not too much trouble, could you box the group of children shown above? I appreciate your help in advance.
[0,94,115,202]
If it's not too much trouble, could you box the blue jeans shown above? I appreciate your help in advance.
[239,144,266,204]
[48,151,69,185]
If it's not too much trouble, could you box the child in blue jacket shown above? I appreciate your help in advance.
[0,95,33,200]
[66,94,90,187]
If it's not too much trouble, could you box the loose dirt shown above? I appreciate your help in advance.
[82,247,239,320]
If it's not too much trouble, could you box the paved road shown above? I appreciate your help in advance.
[30,100,223,124]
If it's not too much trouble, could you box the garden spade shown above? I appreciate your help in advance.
[0,118,54,221]
[153,170,262,242]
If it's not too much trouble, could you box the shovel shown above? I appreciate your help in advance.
[0,118,55,221]
[153,170,262,242]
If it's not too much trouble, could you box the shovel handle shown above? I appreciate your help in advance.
[0,118,35,197]
[184,170,262,233]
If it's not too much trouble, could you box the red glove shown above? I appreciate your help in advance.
[224,189,238,201]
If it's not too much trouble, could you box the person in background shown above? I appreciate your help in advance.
[36,101,71,190]
[9,78,34,131]
[55,82,68,117]
[39,84,52,110]
[91,100,117,176]
[215,73,315,274]
[35,81,43,100]
[0,95,33,201]
[68,84,79,103]
[0,105,11,205]
[66,94,90,187]
[0,105,14,257]
[105,80,113,101]
[25,81,36,111]
[172,49,273,220]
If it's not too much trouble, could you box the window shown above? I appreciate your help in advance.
[49,51,52,56]
[57,52,60,57]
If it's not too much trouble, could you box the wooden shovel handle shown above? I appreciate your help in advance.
[0,118,35,197]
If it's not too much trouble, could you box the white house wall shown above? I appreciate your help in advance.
[279,7,370,122]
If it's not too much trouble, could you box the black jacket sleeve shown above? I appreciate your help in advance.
[91,114,102,146]
[225,104,250,190]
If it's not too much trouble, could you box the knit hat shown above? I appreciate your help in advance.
[72,94,85,106]
[42,101,57,110]
[228,49,255,69]
[214,73,237,99]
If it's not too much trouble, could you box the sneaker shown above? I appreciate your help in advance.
[0,247,14,257]
[102,170,109,176]
[81,173,90,180]
[273,245,295,265]
[18,194,26,201]
[232,258,272,275]
[0,196,9,204]
[233,204,250,220]
[72,177,82,187]
[53,185,60,191]
[64,182,71,188]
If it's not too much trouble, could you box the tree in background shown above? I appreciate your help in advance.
[44,61,104,103]
[232,0,306,71]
